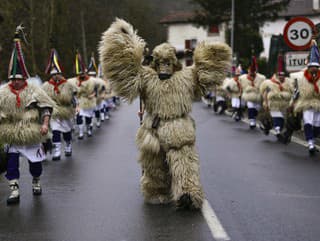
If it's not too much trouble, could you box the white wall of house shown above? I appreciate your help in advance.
[260,16,320,59]
[166,23,226,51]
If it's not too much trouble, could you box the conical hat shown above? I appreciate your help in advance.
[308,40,320,67]
[8,25,30,80]
[45,48,63,75]
[249,56,257,73]
[87,53,98,76]
[75,51,87,75]
[277,53,285,75]
[235,64,242,75]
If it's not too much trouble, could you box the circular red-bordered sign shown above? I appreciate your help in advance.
[283,17,315,50]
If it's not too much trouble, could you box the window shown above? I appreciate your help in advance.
[313,0,319,10]
[208,25,219,35]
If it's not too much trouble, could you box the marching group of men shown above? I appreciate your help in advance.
[0,26,117,205]
[203,39,320,157]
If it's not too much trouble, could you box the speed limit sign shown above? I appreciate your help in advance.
[283,17,315,50]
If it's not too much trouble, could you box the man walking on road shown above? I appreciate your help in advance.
[0,26,55,205]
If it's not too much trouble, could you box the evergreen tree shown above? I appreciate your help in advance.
[190,0,291,70]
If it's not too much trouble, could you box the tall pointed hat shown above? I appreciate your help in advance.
[87,53,98,76]
[235,64,242,76]
[249,55,257,73]
[277,53,285,75]
[308,40,320,67]
[45,48,63,75]
[75,51,87,75]
[8,25,30,80]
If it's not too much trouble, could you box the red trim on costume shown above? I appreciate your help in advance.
[48,78,67,94]
[271,77,283,91]
[8,81,28,108]
[304,69,320,93]
[233,76,242,92]
[77,75,89,87]
[247,74,255,87]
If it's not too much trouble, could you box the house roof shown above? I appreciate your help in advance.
[160,0,319,25]
[279,0,319,17]
[159,11,196,24]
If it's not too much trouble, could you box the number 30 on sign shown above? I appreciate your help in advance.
[283,17,315,51]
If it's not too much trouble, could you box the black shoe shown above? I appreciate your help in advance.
[7,196,19,205]
[32,178,42,196]
[213,104,218,113]
[7,182,20,205]
[309,146,319,156]
[78,135,84,140]
[52,156,61,161]
[87,127,93,137]
[278,133,291,144]
[250,124,256,130]
[234,113,241,122]
[176,193,195,210]
[65,151,72,157]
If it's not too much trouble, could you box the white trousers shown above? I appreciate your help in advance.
[79,108,95,118]
[231,97,240,108]
[7,144,46,163]
[216,96,225,102]
[270,111,284,118]
[50,119,73,132]
[247,101,261,110]
[303,110,320,127]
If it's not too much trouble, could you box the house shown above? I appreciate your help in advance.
[159,11,227,66]
[261,0,320,59]
[160,0,320,67]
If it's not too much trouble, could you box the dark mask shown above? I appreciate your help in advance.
[158,73,171,80]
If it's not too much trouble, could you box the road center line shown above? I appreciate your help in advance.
[202,199,231,241]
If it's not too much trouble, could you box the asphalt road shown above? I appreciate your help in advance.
[0,101,320,241]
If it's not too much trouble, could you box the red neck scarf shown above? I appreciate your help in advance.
[304,69,320,93]
[49,78,67,94]
[247,74,255,87]
[8,81,28,108]
[271,77,283,91]
[77,75,89,87]
[233,76,242,91]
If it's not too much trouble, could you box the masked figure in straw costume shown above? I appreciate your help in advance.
[223,64,243,121]
[68,52,97,139]
[213,79,228,115]
[87,54,107,128]
[42,49,78,160]
[0,26,55,205]
[259,53,293,138]
[288,40,320,155]
[239,56,266,129]
[99,19,231,210]
[98,64,113,120]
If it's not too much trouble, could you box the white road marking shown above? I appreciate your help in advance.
[202,105,318,241]
[202,199,231,241]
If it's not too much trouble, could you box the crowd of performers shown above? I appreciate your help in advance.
[3,21,320,212]
[0,26,119,205]
[202,39,320,158]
